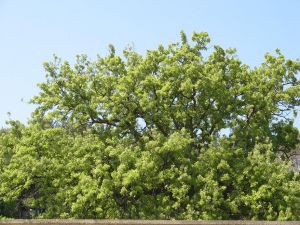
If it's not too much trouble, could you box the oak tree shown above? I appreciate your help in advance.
[1,32,300,220]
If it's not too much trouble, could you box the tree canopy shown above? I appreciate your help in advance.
[0,31,300,220]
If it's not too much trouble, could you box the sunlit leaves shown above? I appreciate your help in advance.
[1,32,300,220]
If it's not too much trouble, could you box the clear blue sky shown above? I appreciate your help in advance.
[1,0,300,127]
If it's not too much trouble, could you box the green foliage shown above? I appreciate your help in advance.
[0,32,300,220]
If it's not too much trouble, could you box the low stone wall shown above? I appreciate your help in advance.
[0,220,299,225]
